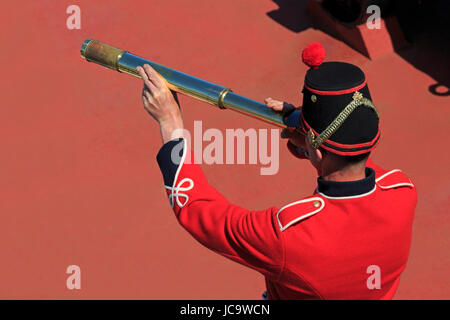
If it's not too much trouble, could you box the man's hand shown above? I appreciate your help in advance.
[264,97,306,149]
[137,64,184,143]
[264,97,295,114]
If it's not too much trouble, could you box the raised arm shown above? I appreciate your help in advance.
[137,65,284,278]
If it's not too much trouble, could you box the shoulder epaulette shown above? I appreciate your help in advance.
[276,197,325,232]
[375,169,414,190]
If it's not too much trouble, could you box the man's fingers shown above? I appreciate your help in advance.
[264,97,276,107]
[142,87,156,103]
[141,94,149,109]
[264,97,284,111]
[137,66,158,93]
[143,64,165,88]
[136,66,148,81]
[141,88,149,106]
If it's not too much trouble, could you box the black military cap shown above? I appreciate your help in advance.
[287,42,380,156]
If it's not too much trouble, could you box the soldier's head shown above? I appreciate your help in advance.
[287,42,380,174]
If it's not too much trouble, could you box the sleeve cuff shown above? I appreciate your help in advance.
[156,138,185,186]
[283,109,302,128]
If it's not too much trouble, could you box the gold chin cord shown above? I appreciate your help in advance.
[80,39,287,129]
[307,91,379,149]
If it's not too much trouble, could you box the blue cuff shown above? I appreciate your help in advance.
[156,138,184,186]
[284,109,302,128]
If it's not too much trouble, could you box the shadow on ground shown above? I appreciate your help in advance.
[267,0,450,96]
[391,0,450,96]
[266,0,312,33]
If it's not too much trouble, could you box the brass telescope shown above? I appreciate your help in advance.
[80,39,287,128]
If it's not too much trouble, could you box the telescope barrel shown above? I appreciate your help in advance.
[80,39,287,128]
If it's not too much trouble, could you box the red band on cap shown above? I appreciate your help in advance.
[320,139,380,156]
[301,116,380,150]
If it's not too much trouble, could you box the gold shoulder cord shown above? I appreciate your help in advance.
[308,91,379,149]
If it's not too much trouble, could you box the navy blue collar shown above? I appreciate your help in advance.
[317,168,375,197]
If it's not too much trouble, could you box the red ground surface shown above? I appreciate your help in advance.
[0,0,448,299]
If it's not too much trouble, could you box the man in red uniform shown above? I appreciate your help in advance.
[135,43,417,299]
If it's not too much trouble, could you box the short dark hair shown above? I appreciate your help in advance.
[342,152,370,164]
[320,147,370,165]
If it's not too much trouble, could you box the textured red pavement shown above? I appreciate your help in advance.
[0,0,448,299]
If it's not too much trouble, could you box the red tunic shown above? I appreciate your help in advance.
[157,139,417,299]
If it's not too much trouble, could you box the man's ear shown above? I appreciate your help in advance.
[314,147,323,163]
[304,133,323,165]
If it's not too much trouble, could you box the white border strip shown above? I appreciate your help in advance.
[172,139,188,189]
[375,169,402,182]
[378,183,414,189]
[375,169,414,189]
[163,139,190,209]
[276,197,325,232]
[164,139,188,192]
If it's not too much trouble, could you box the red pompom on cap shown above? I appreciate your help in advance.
[302,42,325,69]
